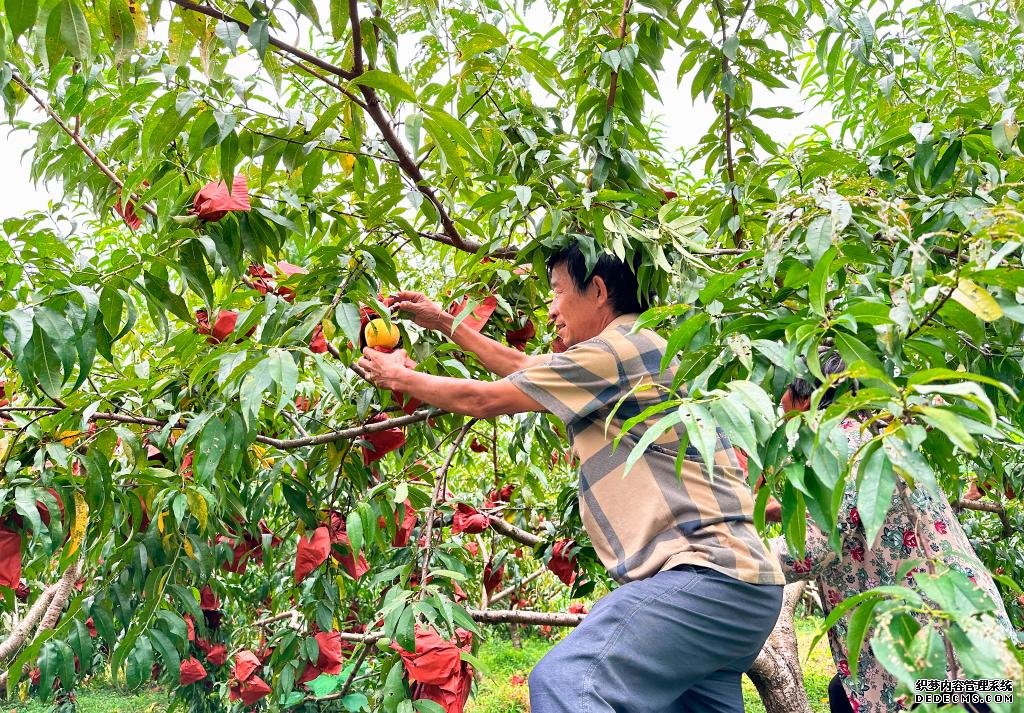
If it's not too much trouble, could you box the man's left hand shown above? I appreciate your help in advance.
[357,347,415,390]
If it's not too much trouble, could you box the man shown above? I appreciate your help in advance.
[357,242,784,712]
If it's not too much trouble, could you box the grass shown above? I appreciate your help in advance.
[0,684,166,713]
[1,616,836,712]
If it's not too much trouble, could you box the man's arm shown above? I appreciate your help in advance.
[434,309,548,377]
[392,291,547,377]
[400,370,545,418]
[356,348,545,418]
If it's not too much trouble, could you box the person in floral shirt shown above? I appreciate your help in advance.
[768,357,1017,713]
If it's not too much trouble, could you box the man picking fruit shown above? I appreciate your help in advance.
[357,242,784,713]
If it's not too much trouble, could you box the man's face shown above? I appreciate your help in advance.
[548,263,601,348]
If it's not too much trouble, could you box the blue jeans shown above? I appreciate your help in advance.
[529,566,783,712]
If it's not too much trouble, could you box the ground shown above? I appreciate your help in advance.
[0,616,835,712]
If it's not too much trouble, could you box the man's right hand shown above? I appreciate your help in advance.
[393,291,447,332]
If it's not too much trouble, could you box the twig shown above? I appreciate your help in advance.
[712,0,742,248]
[489,567,546,606]
[169,0,357,81]
[10,72,157,220]
[419,421,475,596]
[604,0,634,112]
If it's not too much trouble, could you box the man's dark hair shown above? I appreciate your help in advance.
[789,350,850,408]
[546,241,652,315]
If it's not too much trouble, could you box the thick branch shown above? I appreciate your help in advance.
[953,499,1013,539]
[0,405,437,450]
[485,515,542,547]
[467,608,584,626]
[170,0,356,81]
[0,585,58,664]
[0,560,81,692]
[11,72,157,220]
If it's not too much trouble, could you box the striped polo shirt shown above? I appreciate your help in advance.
[505,314,784,585]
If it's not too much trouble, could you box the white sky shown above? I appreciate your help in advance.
[0,9,833,220]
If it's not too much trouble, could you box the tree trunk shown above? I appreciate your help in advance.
[746,581,814,713]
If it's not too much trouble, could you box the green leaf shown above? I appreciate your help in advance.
[268,348,298,415]
[214,19,241,52]
[881,434,937,494]
[108,0,136,62]
[710,394,761,469]
[307,673,343,698]
[808,245,837,317]
[804,215,832,263]
[722,34,739,61]
[931,140,961,185]
[28,326,64,397]
[846,596,883,680]
[34,307,76,386]
[149,629,181,682]
[353,70,417,103]
[247,19,269,58]
[334,302,362,348]
[291,0,321,29]
[59,0,91,59]
[677,402,719,474]
[6,0,39,39]
[916,406,977,455]
[346,509,363,556]
[855,442,895,546]
[624,411,681,476]
[193,416,226,482]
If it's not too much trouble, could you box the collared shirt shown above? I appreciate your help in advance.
[505,314,784,585]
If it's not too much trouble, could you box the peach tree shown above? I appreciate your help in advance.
[0,0,1023,711]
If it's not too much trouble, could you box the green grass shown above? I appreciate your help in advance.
[0,683,166,713]
[2,616,837,712]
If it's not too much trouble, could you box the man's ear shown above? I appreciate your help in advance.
[589,275,609,306]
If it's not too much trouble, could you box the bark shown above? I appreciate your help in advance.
[0,585,57,664]
[746,581,814,713]
[0,560,81,691]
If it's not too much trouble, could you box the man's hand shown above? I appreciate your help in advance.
[392,291,446,332]
[357,348,416,390]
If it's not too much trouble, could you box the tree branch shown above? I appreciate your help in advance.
[169,0,357,81]
[488,567,546,606]
[0,405,438,450]
[11,72,157,220]
[419,422,475,594]
[604,0,634,112]
[712,0,742,248]
[484,514,542,547]
[0,585,58,664]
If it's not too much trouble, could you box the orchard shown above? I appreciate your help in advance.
[1,0,1024,711]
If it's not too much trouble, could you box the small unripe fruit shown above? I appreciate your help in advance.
[364,318,400,350]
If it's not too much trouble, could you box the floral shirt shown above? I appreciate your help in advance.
[774,421,1016,713]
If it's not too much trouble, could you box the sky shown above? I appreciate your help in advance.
[0,10,833,220]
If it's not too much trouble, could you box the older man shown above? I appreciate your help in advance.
[357,242,784,713]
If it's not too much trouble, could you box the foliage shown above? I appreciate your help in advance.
[1,0,1024,710]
